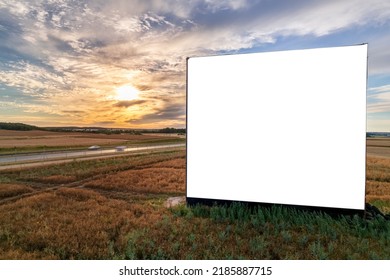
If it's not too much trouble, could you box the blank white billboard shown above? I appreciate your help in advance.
[187,44,367,210]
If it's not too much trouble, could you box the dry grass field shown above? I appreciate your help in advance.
[0,149,186,259]
[0,142,390,259]
[366,157,390,214]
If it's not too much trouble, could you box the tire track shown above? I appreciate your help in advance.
[0,152,186,206]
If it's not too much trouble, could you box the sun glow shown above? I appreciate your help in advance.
[115,85,140,101]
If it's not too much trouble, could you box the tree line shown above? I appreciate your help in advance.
[0,122,42,131]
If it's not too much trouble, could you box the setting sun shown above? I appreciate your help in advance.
[115,85,140,101]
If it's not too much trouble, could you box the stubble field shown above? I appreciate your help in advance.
[367,137,390,158]
[0,139,390,259]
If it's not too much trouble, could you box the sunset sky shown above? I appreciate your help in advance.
[1,0,390,130]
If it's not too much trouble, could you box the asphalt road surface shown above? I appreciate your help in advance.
[0,144,185,167]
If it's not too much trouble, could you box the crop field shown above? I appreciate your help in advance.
[0,130,184,154]
[0,145,390,259]
[367,138,390,158]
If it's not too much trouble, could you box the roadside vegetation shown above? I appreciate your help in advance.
[0,130,185,155]
[0,149,389,259]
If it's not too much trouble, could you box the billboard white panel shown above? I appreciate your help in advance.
[187,44,367,210]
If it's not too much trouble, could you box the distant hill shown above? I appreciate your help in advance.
[45,126,186,134]
[0,122,42,131]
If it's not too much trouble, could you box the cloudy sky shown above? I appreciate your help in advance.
[0,0,390,130]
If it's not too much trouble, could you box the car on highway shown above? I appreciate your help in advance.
[88,145,101,150]
[115,146,127,152]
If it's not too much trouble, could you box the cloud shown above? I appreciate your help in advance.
[128,102,186,126]
[115,100,148,108]
[0,0,390,127]
[90,121,116,126]
[0,61,67,96]
[368,85,390,114]
[368,33,390,75]
[60,110,85,117]
[367,119,390,132]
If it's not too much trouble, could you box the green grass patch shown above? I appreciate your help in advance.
[0,146,87,155]
[370,200,390,215]
[119,203,390,260]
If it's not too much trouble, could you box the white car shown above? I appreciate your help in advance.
[88,145,101,150]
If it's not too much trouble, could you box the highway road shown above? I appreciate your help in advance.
[0,144,185,166]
